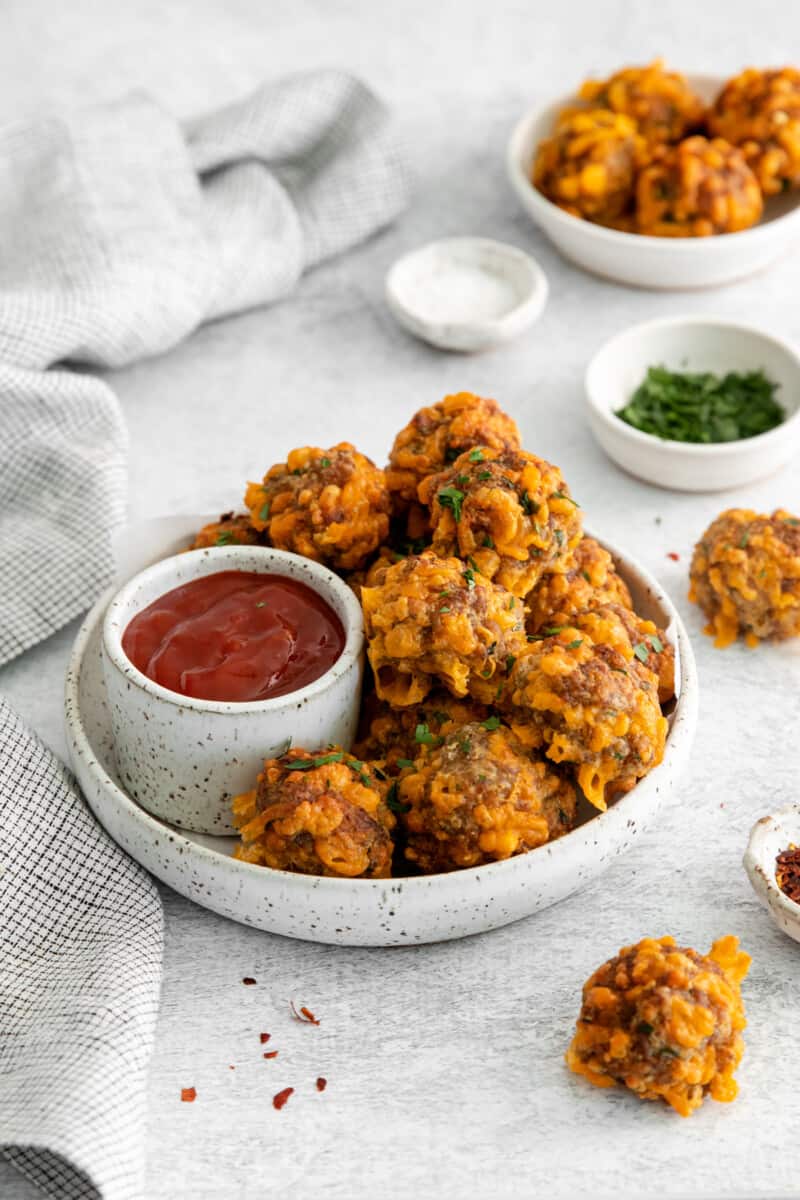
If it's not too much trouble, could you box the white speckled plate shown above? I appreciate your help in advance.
[64,518,698,947]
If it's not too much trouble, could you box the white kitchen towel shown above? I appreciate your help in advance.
[0,69,409,667]
[0,698,164,1199]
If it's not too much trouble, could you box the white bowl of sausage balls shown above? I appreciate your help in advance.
[507,62,800,288]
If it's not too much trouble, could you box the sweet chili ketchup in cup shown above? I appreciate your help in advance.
[121,570,345,703]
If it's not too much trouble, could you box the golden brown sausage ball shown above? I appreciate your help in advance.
[190,512,263,549]
[361,552,527,707]
[708,67,800,196]
[579,59,705,144]
[533,109,644,224]
[689,508,800,647]
[567,604,675,705]
[352,690,489,773]
[386,392,521,515]
[502,626,667,811]
[526,536,633,632]
[418,446,582,598]
[244,442,391,571]
[398,721,576,872]
[566,935,750,1117]
[635,136,763,236]
[232,748,395,879]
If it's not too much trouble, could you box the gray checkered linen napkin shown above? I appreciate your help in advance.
[0,699,163,1199]
[0,70,408,1199]
[0,68,409,668]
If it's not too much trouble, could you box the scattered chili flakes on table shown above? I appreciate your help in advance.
[242,977,257,986]
[263,1050,279,1059]
[776,845,800,903]
[290,1001,320,1025]
[181,1087,196,1103]
[316,1077,327,1092]
[260,1033,271,1044]
[667,552,680,561]
[273,1087,294,1111]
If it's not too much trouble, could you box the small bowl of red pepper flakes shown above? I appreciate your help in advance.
[744,805,800,945]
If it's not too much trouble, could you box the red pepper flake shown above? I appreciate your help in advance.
[776,845,800,904]
[181,1087,196,1103]
[242,977,257,986]
[273,1087,294,1111]
[290,1001,320,1025]
[316,1077,327,1092]
[666,552,680,561]
[263,1050,279,1059]
[260,1033,271,1044]
[228,1066,235,1071]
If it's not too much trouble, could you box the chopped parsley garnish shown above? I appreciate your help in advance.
[616,365,784,443]
[415,723,442,747]
[468,448,485,462]
[438,486,465,522]
[636,1021,654,1036]
[505,654,516,672]
[566,638,583,650]
[648,634,664,653]
[581,570,591,583]
[520,490,538,515]
[456,474,470,485]
[431,711,451,725]
[320,457,331,468]
[386,782,410,814]
[258,501,270,521]
[462,568,476,589]
[396,758,415,770]
[215,530,235,546]
[542,625,567,636]
[507,597,515,610]
[481,715,501,731]
[633,642,650,663]
[439,606,450,613]
[784,517,800,526]
[483,535,494,548]
[554,529,565,546]
[458,736,472,755]
[468,556,480,572]
[477,470,492,481]
[739,529,751,548]
[283,751,345,771]
[552,490,579,507]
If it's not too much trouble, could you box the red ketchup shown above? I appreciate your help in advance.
[122,571,345,703]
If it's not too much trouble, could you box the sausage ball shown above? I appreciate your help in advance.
[708,67,800,196]
[533,109,644,224]
[502,626,667,811]
[361,552,527,707]
[579,59,705,144]
[353,690,489,774]
[418,446,582,598]
[386,392,520,515]
[689,507,800,647]
[567,603,675,705]
[635,136,763,236]
[566,935,750,1117]
[397,721,576,872]
[526,536,633,633]
[244,442,391,571]
[232,748,395,879]
[189,511,263,550]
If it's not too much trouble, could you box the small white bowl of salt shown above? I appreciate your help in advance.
[385,236,548,352]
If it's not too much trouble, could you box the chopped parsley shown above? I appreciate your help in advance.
[468,448,485,462]
[396,758,415,769]
[616,365,784,443]
[438,486,465,522]
[386,782,410,814]
[462,568,476,589]
[633,642,650,663]
[506,654,516,672]
[215,530,235,546]
[477,470,492,481]
[483,535,494,548]
[481,715,502,731]
[258,501,270,521]
[566,638,583,650]
[415,723,443,747]
[739,528,751,548]
[520,490,538,516]
[458,736,472,755]
[636,1021,654,1036]
[319,457,331,468]
[283,751,345,771]
[552,490,579,507]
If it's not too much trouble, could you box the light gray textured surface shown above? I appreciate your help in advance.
[2,1,799,1196]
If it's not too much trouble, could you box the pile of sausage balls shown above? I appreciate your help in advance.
[194,392,676,880]
[533,60,800,236]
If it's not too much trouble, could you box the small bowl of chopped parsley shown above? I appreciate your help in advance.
[585,316,800,491]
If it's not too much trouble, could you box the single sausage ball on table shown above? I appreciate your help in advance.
[566,934,750,1117]
[526,536,632,633]
[578,59,705,144]
[353,690,489,774]
[190,512,263,549]
[708,67,800,196]
[386,392,520,522]
[566,603,675,705]
[361,552,527,707]
[502,626,667,811]
[397,720,576,872]
[689,507,800,647]
[418,446,582,599]
[533,109,644,225]
[635,136,763,236]
[244,442,391,571]
[232,749,395,879]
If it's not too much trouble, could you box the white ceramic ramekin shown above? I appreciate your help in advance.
[506,74,800,290]
[744,805,800,946]
[102,545,364,835]
[584,315,800,491]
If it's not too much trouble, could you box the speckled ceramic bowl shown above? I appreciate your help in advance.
[101,546,364,835]
[66,518,697,947]
[744,805,800,945]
